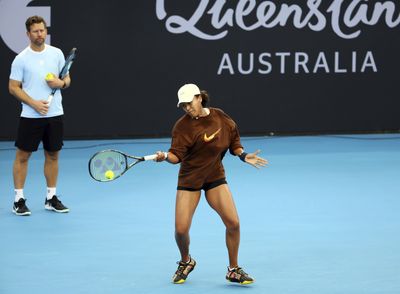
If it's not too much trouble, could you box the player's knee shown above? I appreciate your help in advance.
[16,150,31,163]
[226,219,240,232]
[175,224,190,236]
[45,151,59,161]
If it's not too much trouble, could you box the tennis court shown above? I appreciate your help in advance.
[0,135,399,294]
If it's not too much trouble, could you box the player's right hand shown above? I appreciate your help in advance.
[155,151,167,162]
[33,99,49,116]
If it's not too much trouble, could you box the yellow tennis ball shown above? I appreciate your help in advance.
[105,170,114,179]
[45,73,54,80]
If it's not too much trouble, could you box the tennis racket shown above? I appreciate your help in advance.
[47,47,77,104]
[88,149,166,182]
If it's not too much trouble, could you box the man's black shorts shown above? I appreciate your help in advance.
[15,115,64,152]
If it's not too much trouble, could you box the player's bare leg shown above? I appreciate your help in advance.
[13,148,32,189]
[205,184,240,267]
[12,149,32,215]
[206,184,254,284]
[172,190,201,283]
[175,190,201,261]
[44,150,59,187]
[43,150,68,213]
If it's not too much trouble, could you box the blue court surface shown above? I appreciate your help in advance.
[0,135,399,294]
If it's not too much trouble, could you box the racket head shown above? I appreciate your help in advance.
[88,149,128,182]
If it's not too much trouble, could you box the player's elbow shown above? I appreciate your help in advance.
[167,158,180,165]
[8,80,20,96]
[8,84,15,95]
[9,86,18,97]
[167,153,180,164]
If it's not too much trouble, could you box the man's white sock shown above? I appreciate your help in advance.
[47,187,56,200]
[14,189,24,202]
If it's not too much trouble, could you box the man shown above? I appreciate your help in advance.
[9,15,70,216]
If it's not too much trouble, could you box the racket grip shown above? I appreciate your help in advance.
[143,152,167,161]
[47,93,54,104]
[144,154,157,161]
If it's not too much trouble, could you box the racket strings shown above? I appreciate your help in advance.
[89,151,127,181]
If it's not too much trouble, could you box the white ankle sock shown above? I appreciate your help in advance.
[47,187,56,200]
[14,189,24,202]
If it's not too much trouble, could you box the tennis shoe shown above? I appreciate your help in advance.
[172,256,196,284]
[226,267,254,285]
[45,195,69,213]
[12,198,31,216]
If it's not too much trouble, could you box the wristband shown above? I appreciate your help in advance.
[239,152,248,162]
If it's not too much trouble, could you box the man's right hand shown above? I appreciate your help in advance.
[32,99,49,116]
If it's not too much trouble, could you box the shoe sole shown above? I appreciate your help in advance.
[12,209,31,216]
[226,277,255,285]
[45,205,69,213]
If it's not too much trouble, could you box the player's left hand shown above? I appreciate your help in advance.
[244,150,268,169]
[46,77,64,89]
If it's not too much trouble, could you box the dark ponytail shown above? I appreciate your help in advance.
[200,90,209,107]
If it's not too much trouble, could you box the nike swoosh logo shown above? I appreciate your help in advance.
[204,128,221,142]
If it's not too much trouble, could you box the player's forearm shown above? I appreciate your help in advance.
[9,85,36,107]
[47,74,70,89]
[62,75,71,89]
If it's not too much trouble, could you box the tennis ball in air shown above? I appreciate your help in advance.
[45,73,54,80]
[105,170,114,180]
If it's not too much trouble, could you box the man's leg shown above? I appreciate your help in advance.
[13,148,32,189]
[43,149,68,213]
[44,150,59,187]
[12,148,32,215]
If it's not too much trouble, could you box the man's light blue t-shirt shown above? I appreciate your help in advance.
[10,44,65,118]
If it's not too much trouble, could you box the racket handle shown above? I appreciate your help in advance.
[47,90,56,104]
[143,152,167,161]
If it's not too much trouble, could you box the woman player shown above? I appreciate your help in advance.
[155,83,267,284]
